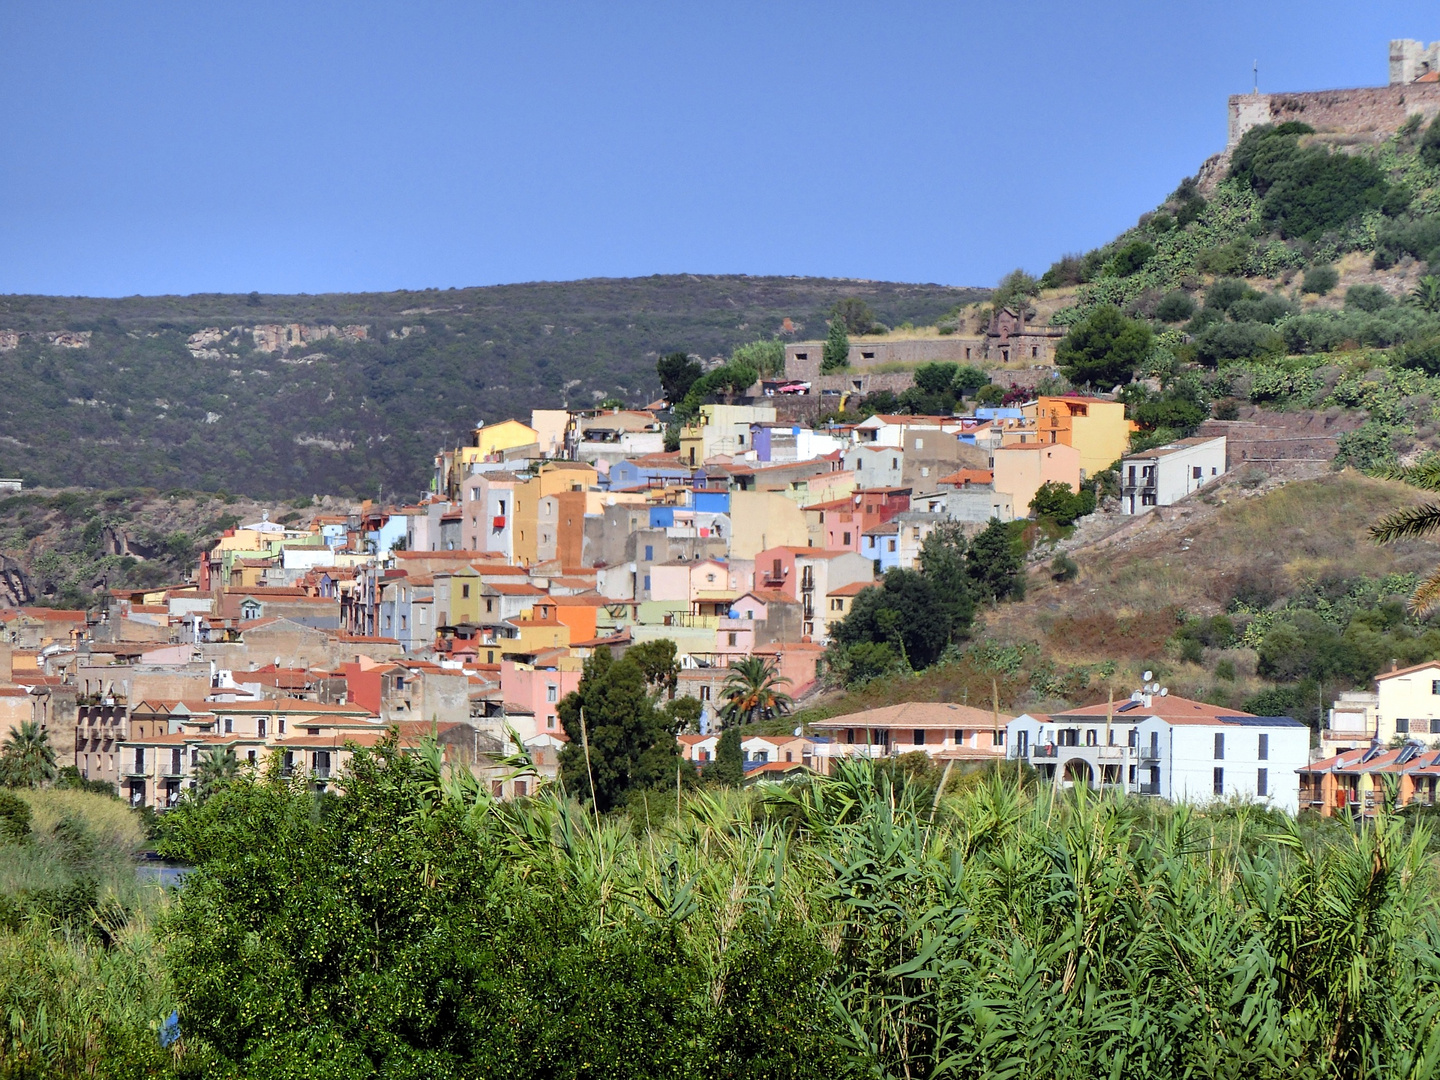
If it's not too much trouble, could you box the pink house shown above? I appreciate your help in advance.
[648,558,736,604]
[499,657,582,740]
[992,442,1081,517]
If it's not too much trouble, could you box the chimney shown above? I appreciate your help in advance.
[1391,658,1400,673]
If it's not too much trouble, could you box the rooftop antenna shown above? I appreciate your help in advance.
[1253,59,1259,94]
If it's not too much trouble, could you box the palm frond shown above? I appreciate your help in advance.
[1409,567,1440,616]
[1369,502,1440,543]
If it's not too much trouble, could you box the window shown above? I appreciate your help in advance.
[1192,466,1203,480]
[891,457,898,469]
[1257,768,1269,796]
[727,631,738,646]
[915,438,923,450]
[914,729,925,745]
[1214,733,1224,759]
[700,685,710,701]
[888,539,896,552]
[1398,718,1411,733]
[257,717,267,737]
[485,599,493,613]
[1213,767,1224,795]
[1031,346,1038,358]
[514,780,527,798]
[547,714,556,730]
[842,531,851,545]
[1084,729,1097,746]
[278,718,286,735]
[1430,719,1440,735]
[247,750,257,763]
[830,598,842,611]
[546,683,558,703]
[1432,679,1440,695]
[462,583,470,598]
[644,545,653,561]
[643,575,651,591]
[224,717,233,734]
[498,500,506,514]
[1258,734,1269,760]
[134,747,145,771]
[492,780,504,797]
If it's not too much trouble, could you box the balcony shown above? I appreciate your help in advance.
[1138,783,1160,796]
[1031,745,1059,759]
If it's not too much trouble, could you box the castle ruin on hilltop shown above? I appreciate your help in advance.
[1224,39,1440,157]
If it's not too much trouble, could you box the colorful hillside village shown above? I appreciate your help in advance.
[2,391,1335,812]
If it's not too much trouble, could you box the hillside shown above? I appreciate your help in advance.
[0,487,332,608]
[0,276,982,499]
[793,471,1440,730]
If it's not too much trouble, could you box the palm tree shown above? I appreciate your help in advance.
[1413,275,1440,313]
[193,747,238,801]
[0,721,56,788]
[1372,475,1440,611]
[719,657,793,728]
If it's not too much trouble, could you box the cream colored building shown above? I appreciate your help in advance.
[728,491,810,560]
[679,404,778,464]
[991,442,1081,517]
[1325,660,1440,756]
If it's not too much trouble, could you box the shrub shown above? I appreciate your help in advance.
[1422,115,1440,167]
[1111,240,1156,277]
[1050,553,1078,582]
[1154,290,1196,323]
[1345,283,1394,313]
[1055,304,1153,388]
[1029,481,1096,526]
[1204,278,1260,312]
[0,790,31,841]
[1215,659,1237,681]
[1196,239,1252,277]
[1302,265,1339,295]
[1192,322,1286,366]
[1228,293,1295,325]
[1040,253,1086,288]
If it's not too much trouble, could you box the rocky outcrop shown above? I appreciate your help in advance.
[251,324,368,353]
[0,555,34,607]
[0,330,92,351]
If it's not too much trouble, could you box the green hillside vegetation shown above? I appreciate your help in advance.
[0,487,285,608]
[1025,116,1440,466]
[0,277,982,500]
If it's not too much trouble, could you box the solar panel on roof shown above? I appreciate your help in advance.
[1361,747,1382,763]
[1398,743,1421,764]
[1217,715,1307,728]
[1117,701,1142,712]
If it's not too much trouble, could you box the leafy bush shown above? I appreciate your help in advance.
[1193,321,1286,366]
[1111,240,1155,277]
[1195,238,1253,276]
[1345,283,1394,312]
[1302,264,1339,295]
[1028,481,1096,526]
[1049,553,1078,581]
[1154,290,1196,323]
[1422,114,1440,167]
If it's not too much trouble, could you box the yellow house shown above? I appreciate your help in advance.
[1023,396,1135,477]
[459,419,540,465]
[679,403,777,464]
[993,443,1081,516]
[434,566,484,627]
[503,609,572,655]
[729,491,810,560]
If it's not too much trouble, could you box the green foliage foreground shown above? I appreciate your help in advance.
[13,747,1440,1077]
[71,745,1436,1078]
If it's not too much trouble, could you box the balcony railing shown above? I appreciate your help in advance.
[1138,783,1160,796]
[1031,745,1059,758]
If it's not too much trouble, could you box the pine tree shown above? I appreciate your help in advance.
[966,519,1025,603]
[705,726,744,786]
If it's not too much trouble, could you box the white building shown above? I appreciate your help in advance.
[845,444,905,488]
[1007,691,1308,813]
[1119,436,1226,514]
[1324,659,1440,757]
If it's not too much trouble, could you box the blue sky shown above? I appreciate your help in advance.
[0,1,1434,296]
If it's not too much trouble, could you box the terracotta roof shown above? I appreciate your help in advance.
[736,589,792,604]
[487,582,547,596]
[937,469,994,486]
[1375,660,1440,682]
[828,581,874,597]
[1050,694,1252,723]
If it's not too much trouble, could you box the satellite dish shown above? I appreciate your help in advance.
[793,726,803,737]
[1159,687,1169,697]
[1142,670,1154,682]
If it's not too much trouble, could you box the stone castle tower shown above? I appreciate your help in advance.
[1390,39,1440,85]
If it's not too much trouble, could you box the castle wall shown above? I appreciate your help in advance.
[1226,83,1440,152]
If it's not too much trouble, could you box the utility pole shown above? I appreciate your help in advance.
[1253,60,1259,94]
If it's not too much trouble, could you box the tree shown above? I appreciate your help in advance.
[1110,241,1155,277]
[1371,467,1440,612]
[704,726,744,785]
[951,365,989,398]
[992,269,1041,311]
[657,351,702,404]
[1054,304,1153,389]
[1028,481,1096,526]
[821,317,851,373]
[0,721,56,789]
[1423,115,1440,168]
[1413,275,1440,313]
[731,339,786,378]
[628,639,680,699]
[193,747,238,802]
[918,521,975,644]
[558,647,682,812]
[830,569,950,671]
[913,362,959,395]
[719,657,793,728]
[831,297,875,335]
[966,519,1025,603]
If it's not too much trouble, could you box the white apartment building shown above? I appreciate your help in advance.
[1119,436,1227,514]
[1007,691,1308,813]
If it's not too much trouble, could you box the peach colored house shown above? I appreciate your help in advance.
[648,558,737,604]
[992,442,1081,517]
[500,657,583,739]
